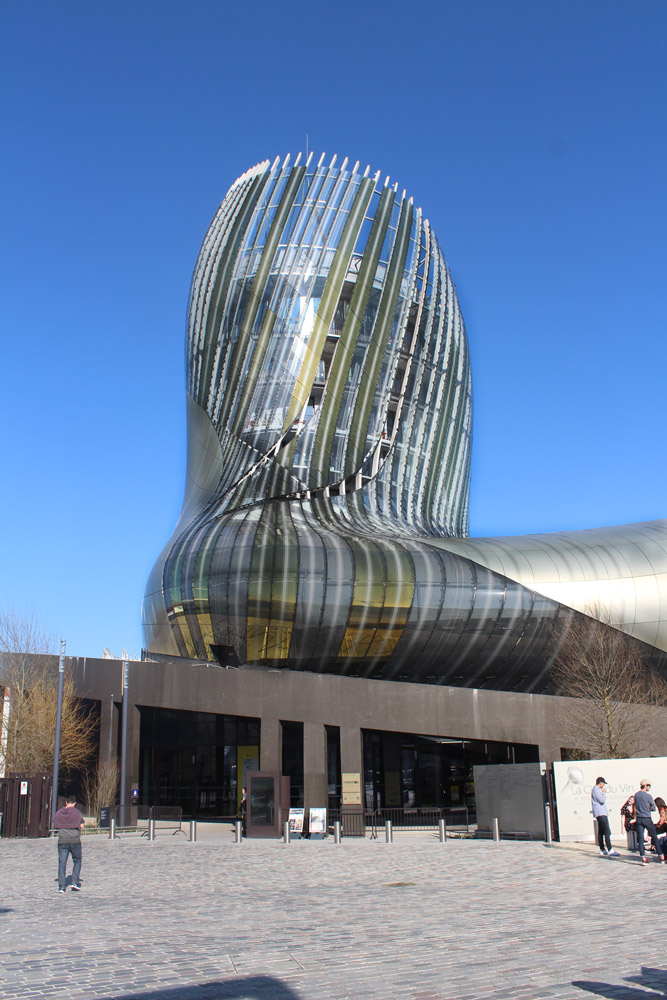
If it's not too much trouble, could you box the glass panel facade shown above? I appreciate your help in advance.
[249,777,275,827]
[362,729,540,820]
[143,154,667,691]
[281,721,304,807]
[139,706,259,819]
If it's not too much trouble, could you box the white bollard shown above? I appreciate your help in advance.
[334,820,341,844]
[544,803,552,843]
[491,817,500,842]
[385,819,393,843]
[235,820,242,843]
[189,819,197,842]
[283,820,290,844]
[439,818,446,843]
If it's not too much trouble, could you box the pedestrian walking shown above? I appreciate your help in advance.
[240,786,247,836]
[634,779,667,865]
[53,794,85,892]
[591,776,619,856]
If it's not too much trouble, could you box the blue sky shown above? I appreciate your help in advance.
[1,1,665,657]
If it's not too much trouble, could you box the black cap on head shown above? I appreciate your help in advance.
[596,776,606,785]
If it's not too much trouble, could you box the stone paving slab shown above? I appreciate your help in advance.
[0,833,665,1000]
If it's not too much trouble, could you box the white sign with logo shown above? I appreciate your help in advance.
[20,781,28,796]
[553,757,667,841]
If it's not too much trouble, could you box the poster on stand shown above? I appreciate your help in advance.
[288,808,305,838]
[309,807,326,839]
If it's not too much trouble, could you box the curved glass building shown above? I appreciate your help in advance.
[143,154,667,691]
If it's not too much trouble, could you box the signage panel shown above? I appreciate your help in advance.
[553,757,667,841]
[309,807,326,839]
[288,808,305,836]
[342,772,361,805]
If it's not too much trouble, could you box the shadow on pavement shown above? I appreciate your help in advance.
[98,976,303,1000]
[573,965,667,998]
[547,843,652,867]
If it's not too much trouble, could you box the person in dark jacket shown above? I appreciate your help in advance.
[620,794,638,850]
[634,779,666,865]
[240,786,247,836]
[53,795,84,892]
[655,796,667,855]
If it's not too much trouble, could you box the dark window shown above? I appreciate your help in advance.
[138,706,259,819]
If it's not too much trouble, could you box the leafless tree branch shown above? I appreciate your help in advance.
[0,608,97,777]
[550,603,667,759]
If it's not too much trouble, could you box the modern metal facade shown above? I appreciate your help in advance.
[143,154,667,690]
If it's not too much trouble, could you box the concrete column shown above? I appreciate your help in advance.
[260,717,282,771]
[128,704,141,800]
[340,725,364,808]
[340,725,363,775]
[118,703,141,825]
[98,695,119,763]
[303,722,327,813]
[538,741,562,767]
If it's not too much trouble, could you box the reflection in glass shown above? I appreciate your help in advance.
[250,777,275,826]
[143,154,667,692]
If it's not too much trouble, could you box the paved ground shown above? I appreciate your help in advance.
[1,828,666,1000]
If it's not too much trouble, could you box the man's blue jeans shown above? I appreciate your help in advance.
[635,817,665,859]
[58,842,82,889]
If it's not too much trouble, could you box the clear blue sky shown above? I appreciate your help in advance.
[1,1,665,658]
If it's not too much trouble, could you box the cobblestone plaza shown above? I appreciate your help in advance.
[1,831,665,1000]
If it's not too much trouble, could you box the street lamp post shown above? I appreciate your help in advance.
[51,639,66,825]
[119,658,129,827]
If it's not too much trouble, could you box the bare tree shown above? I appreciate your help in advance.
[0,608,97,777]
[83,758,119,823]
[550,604,667,759]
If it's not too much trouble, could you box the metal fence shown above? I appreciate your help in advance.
[140,785,238,820]
[114,804,184,835]
[377,807,469,832]
[0,773,52,838]
[327,808,370,837]
[327,805,469,838]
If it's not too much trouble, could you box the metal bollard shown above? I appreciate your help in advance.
[189,819,197,842]
[385,819,393,844]
[491,817,500,842]
[334,820,341,844]
[235,819,242,843]
[283,820,290,844]
[544,803,552,844]
[439,818,447,843]
[148,818,155,841]
[109,817,116,840]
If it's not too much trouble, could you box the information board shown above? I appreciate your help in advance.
[288,808,305,836]
[342,772,361,805]
[309,807,326,839]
